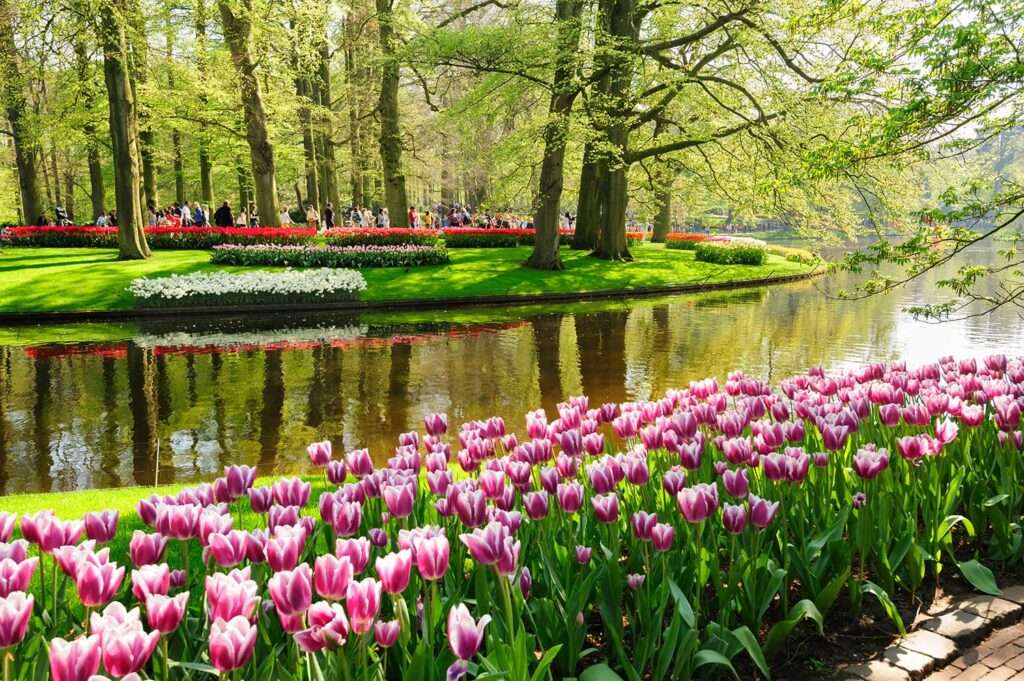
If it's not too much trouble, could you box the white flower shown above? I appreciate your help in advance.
[128,269,367,301]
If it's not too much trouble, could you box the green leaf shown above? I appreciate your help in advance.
[984,494,1010,507]
[529,645,564,681]
[958,559,1001,595]
[940,514,975,541]
[667,579,696,628]
[861,581,905,635]
[763,599,824,658]
[579,664,625,681]
[693,649,740,680]
[168,661,221,675]
[815,566,850,616]
[731,625,771,680]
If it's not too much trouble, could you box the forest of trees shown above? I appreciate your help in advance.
[0,0,1020,267]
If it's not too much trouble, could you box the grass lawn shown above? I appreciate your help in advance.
[0,243,816,314]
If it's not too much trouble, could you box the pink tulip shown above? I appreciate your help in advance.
[522,491,549,520]
[460,522,506,565]
[130,563,170,602]
[49,635,102,681]
[455,489,488,527]
[591,493,620,524]
[413,535,450,581]
[22,511,82,552]
[99,624,159,678]
[382,484,415,519]
[75,559,125,608]
[346,449,374,478]
[205,572,259,622]
[0,541,28,563]
[207,530,248,568]
[335,537,371,573]
[631,511,657,541]
[722,469,749,498]
[53,543,103,579]
[223,464,256,498]
[0,591,33,648]
[315,554,354,600]
[346,578,382,634]
[155,504,200,541]
[651,523,675,552]
[265,526,307,572]
[169,570,187,589]
[145,592,188,633]
[129,531,167,567]
[89,602,140,637]
[496,536,521,576]
[267,564,313,615]
[308,440,333,467]
[786,451,810,484]
[677,483,718,523]
[0,557,37,597]
[247,487,273,513]
[326,460,347,484]
[575,546,592,564]
[0,514,14,544]
[722,504,748,534]
[272,478,311,508]
[627,573,645,591]
[447,603,490,660]
[84,511,119,543]
[375,619,400,647]
[519,566,532,599]
[209,616,258,673]
[852,446,889,480]
[329,500,363,537]
[425,413,448,436]
[296,601,351,651]
[749,494,780,529]
[198,509,234,546]
[662,467,687,495]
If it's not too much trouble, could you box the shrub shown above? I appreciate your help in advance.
[128,269,366,307]
[664,233,708,250]
[695,241,767,265]
[0,226,316,249]
[211,243,450,268]
[323,228,440,247]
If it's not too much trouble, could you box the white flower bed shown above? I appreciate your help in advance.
[128,269,367,307]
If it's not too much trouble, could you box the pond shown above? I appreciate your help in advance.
[0,240,1020,494]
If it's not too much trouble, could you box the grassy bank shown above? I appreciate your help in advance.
[0,243,815,314]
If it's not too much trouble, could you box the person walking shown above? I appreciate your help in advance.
[306,204,320,229]
[422,209,434,229]
[323,202,335,229]
[407,205,419,228]
[213,201,233,227]
[279,205,292,226]
[378,207,390,228]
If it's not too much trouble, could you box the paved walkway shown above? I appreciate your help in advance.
[925,622,1024,681]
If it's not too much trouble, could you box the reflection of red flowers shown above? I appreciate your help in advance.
[22,321,529,361]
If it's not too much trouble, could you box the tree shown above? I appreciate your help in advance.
[98,0,151,258]
[0,0,42,224]
[218,0,281,225]
[375,0,409,225]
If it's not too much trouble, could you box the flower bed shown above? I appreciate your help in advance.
[438,228,576,248]
[695,240,767,265]
[323,228,441,247]
[210,243,450,268]
[0,226,317,249]
[1,355,1022,681]
[128,269,366,307]
[665,233,709,250]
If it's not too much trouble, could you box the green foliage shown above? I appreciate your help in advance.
[694,243,766,266]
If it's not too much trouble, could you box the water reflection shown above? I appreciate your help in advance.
[0,244,1022,493]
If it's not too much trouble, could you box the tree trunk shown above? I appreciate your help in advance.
[218,0,280,224]
[127,0,157,210]
[316,40,340,210]
[653,187,671,242]
[172,129,185,204]
[0,0,43,224]
[527,0,584,270]
[236,155,250,212]
[195,0,213,204]
[573,142,601,250]
[77,33,106,220]
[99,0,150,259]
[63,168,75,222]
[344,16,363,207]
[49,145,62,208]
[293,43,319,210]
[375,0,408,225]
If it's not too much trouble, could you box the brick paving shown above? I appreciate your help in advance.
[921,622,1024,681]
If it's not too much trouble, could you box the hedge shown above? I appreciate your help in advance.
[0,226,316,249]
[694,241,767,265]
[323,228,440,247]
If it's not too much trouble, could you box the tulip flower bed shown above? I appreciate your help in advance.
[695,241,767,265]
[323,229,441,247]
[0,356,1022,681]
[439,228,576,248]
[128,269,367,307]
[664,234,709,250]
[210,243,451,269]
[0,226,317,249]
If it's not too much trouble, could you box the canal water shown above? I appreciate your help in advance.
[0,241,1020,493]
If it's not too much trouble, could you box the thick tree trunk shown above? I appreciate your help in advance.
[527,0,584,271]
[344,17,363,207]
[375,0,408,225]
[573,142,602,250]
[195,0,213,204]
[63,169,75,222]
[76,34,106,220]
[172,130,185,204]
[236,155,250,212]
[99,0,150,258]
[218,0,280,224]
[0,0,42,224]
[295,70,319,209]
[49,145,62,208]
[126,0,157,210]
[316,41,340,210]
[653,187,671,242]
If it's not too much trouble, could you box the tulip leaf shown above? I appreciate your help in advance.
[169,661,221,675]
[693,649,740,680]
[985,494,1010,507]
[579,663,626,681]
[667,578,695,628]
[763,599,823,658]
[940,514,975,541]
[861,581,905,635]
[731,625,771,680]
[814,565,850,616]
[958,559,1001,595]
[529,644,563,681]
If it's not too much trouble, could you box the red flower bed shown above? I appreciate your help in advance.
[0,226,316,249]
[323,228,440,247]
[665,232,710,250]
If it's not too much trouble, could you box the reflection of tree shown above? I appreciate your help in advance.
[532,315,563,415]
[155,356,172,422]
[388,343,412,436]
[323,347,344,439]
[306,347,325,429]
[32,356,52,491]
[127,345,158,486]
[211,353,228,458]
[0,348,8,495]
[578,310,629,402]
[100,357,120,483]
[186,355,198,407]
[259,351,285,472]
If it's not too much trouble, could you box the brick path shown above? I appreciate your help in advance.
[924,622,1024,681]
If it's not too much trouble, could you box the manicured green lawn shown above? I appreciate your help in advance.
[0,243,816,314]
